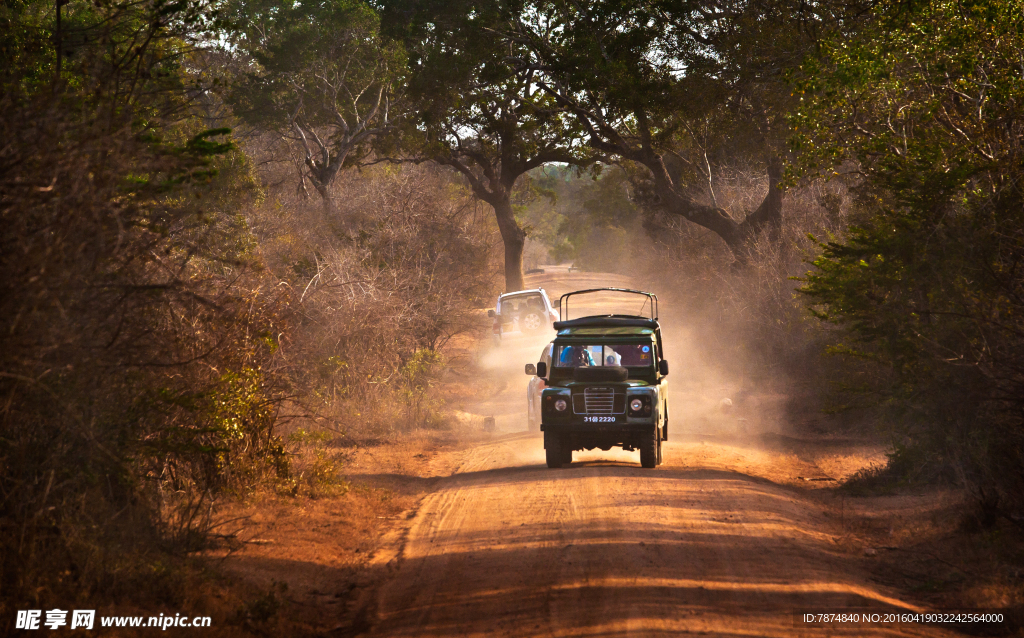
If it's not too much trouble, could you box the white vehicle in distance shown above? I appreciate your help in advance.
[487,289,558,345]
[526,342,555,431]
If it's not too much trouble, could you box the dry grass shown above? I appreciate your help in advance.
[244,157,501,441]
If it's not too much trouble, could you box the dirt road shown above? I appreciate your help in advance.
[360,270,956,637]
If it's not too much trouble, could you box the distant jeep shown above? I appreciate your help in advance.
[487,288,558,346]
[525,288,669,468]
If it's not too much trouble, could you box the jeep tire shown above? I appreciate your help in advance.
[544,431,563,468]
[640,426,658,468]
[561,444,572,465]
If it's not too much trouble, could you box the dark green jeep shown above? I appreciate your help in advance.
[525,288,669,469]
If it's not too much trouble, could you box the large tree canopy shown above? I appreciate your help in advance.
[505,0,854,261]
[382,0,593,291]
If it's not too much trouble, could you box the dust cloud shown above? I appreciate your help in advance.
[464,263,787,450]
[469,330,551,433]
[658,308,785,442]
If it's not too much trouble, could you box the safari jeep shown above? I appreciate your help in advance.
[525,288,669,469]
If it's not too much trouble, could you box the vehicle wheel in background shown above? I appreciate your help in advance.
[640,427,658,468]
[522,311,543,332]
[657,436,663,466]
[544,431,563,468]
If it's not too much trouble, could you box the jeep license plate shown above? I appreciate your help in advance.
[583,416,619,423]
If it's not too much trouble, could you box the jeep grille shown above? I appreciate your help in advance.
[575,387,624,415]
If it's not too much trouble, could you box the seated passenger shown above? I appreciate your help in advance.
[560,345,596,367]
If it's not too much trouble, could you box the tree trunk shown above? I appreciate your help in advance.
[492,196,526,292]
[314,182,332,212]
[307,150,348,213]
[433,153,533,292]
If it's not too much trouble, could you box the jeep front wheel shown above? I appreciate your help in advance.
[640,427,658,468]
[544,431,563,468]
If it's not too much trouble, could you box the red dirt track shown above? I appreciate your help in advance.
[359,270,954,638]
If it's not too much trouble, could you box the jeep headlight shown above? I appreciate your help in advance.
[555,399,567,412]
[628,394,653,416]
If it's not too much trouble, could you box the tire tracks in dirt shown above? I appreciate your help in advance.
[348,433,956,637]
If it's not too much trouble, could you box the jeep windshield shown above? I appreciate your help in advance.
[554,344,654,368]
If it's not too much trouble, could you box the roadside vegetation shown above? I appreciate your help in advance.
[795,0,1024,522]
[2,0,1023,628]
[0,0,496,624]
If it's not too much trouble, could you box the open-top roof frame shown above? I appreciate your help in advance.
[558,288,658,322]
